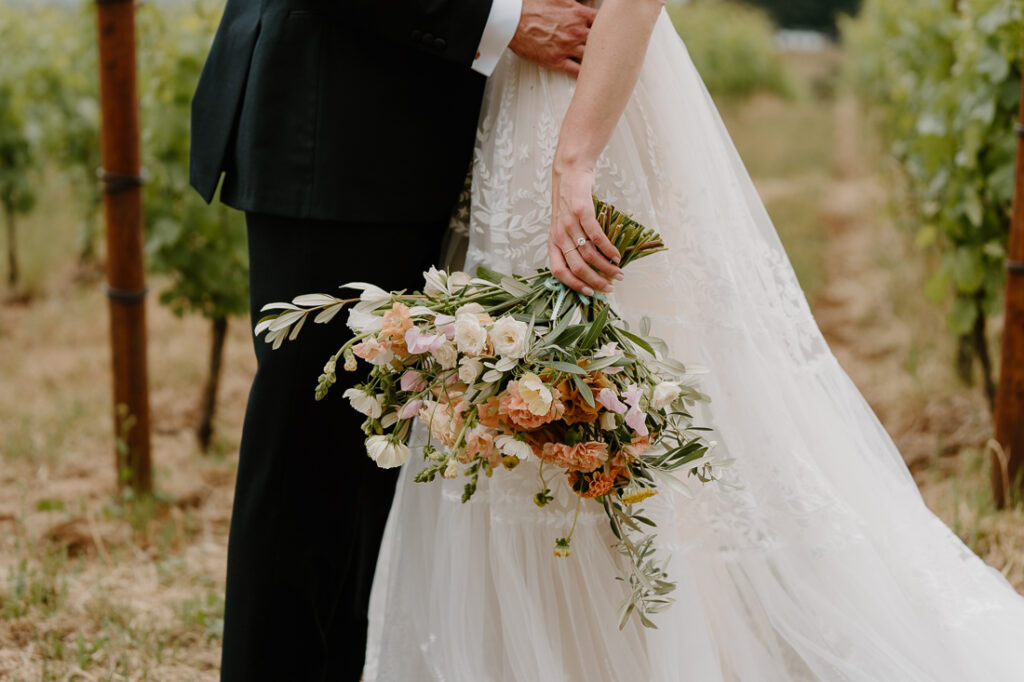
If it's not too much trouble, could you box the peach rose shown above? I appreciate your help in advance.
[538,442,576,470]
[418,399,456,446]
[380,302,414,358]
[622,435,651,460]
[499,381,564,431]
[465,425,500,466]
[477,397,504,429]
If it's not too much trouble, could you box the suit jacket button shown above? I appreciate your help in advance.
[434,37,447,51]
[421,32,434,46]
[411,29,422,41]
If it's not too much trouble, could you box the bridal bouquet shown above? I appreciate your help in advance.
[257,199,721,629]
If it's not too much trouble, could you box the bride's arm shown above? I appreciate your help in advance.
[548,0,665,295]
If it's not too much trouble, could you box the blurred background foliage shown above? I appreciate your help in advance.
[842,0,1022,406]
[667,1,797,99]
[745,0,861,36]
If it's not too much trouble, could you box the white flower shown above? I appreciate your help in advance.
[454,313,488,356]
[489,316,529,359]
[594,342,621,358]
[458,356,484,384]
[343,388,383,418]
[651,382,682,410]
[423,266,447,297]
[431,340,458,370]
[600,412,618,431]
[346,308,383,334]
[366,435,410,469]
[443,460,459,479]
[481,369,503,384]
[495,435,533,460]
[447,271,472,293]
[518,372,552,416]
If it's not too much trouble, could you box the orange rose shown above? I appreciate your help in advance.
[556,372,610,425]
[569,441,610,472]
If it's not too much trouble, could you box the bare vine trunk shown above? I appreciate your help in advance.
[4,203,18,288]
[972,305,996,414]
[197,315,228,453]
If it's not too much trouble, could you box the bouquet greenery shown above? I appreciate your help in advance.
[257,199,722,628]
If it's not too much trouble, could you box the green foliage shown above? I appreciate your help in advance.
[138,2,248,322]
[0,7,38,219]
[23,3,103,260]
[0,85,36,218]
[667,1,796,99]
[744,0,861,36]
[842,0,1021,361]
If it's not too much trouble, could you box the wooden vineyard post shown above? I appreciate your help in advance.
[95,0,152,493]
[993,51,1024,509]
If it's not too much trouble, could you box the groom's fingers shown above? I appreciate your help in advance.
[560,59,582,79]
[577,3,598,26]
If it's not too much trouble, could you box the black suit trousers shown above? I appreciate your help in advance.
[221,213,449,681]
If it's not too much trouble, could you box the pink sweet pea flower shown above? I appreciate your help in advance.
[433,314,456,339]
[400,369,428,392]
[625,407,649,437]
[597,388,628,414]
[405,327,446,355]
[398,398,423,420]
[621,384,648,436]
[622,383,643,410]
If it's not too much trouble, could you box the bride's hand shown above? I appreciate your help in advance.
[549,162,623,295]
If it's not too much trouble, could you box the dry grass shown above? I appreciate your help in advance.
[0,263,253,679]
[0,51,1021,680]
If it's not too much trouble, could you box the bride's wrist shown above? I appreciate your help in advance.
[553,149,596,177]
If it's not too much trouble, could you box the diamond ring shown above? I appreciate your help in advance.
[576,237,587,247]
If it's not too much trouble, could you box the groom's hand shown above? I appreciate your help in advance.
[509,0,597,78]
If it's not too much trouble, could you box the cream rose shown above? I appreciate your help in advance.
[447,271,472,293]
[454,313,488,356]
[458,356,484,384]
[489,316,529,359]
[431,340,458,369]
[651,381,682,410]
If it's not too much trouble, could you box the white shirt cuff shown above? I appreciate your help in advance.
[472,0,522,77]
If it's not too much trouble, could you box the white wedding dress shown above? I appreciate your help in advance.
[364,12,1024,681]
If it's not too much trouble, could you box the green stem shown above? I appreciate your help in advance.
[566,495,582,543]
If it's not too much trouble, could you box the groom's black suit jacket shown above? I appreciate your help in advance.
[189,1,499,679]
[190,0,491,222]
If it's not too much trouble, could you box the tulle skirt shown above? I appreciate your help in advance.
[365,13,1024,681]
